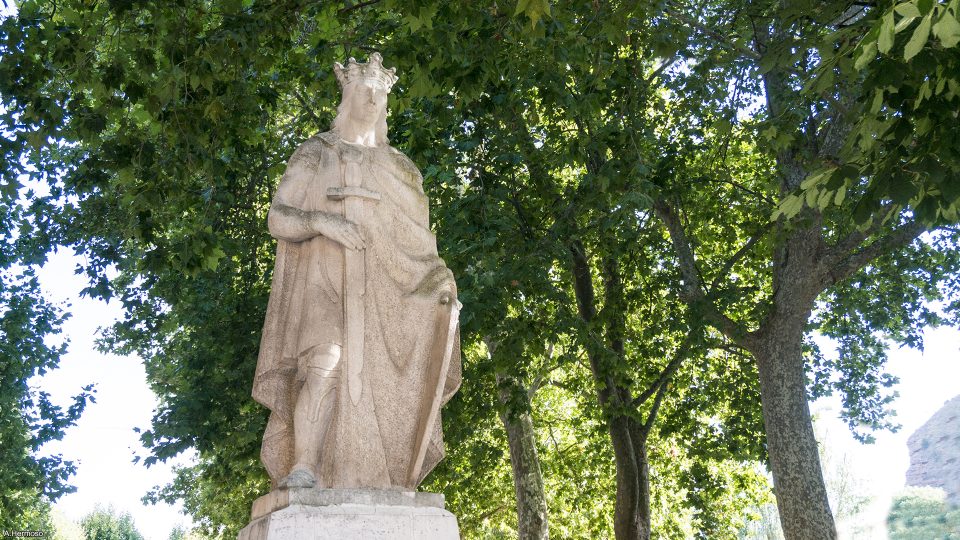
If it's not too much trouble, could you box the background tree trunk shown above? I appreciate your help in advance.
[569,242,652,540]
[606,418,650,540]
[496,374,550,540]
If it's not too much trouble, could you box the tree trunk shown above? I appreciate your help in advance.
[496,375,550,540]
[569,242,651,540]
[753,319,837,540]
[607,418,650,540]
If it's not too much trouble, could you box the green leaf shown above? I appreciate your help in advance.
[405,13,423,32]
[514,0,530,16]
[889,177,918,204]
[816,189,833,209]
[942,203,959,222]
[896,13,920,33]
[516,0,550,28]
[904,14,932,60]
[800,168,832,190]
[932,12,960,48]
[879,12,896,53]
[773,194,803,219]
[871,89,885,114]
[895,2,922,19]
[834,185,847,206]
[757,52,778,74]
[856,41,878,70]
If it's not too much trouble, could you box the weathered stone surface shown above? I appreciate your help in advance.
[238,489,459,540]
[240,52,462,540]
[251,488,446,520]
[252,52,461,492]
[906,394,960,505]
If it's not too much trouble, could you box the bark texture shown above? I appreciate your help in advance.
[570,243,652,540]
[496,375,550,540]
[753,320,836,540]
[753,224,839,540]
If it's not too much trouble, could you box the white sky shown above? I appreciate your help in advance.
[33,249,195,540]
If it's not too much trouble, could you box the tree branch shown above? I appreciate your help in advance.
[292,90,322,126]
[708,222,773,293]
[819,219,926,289]
[338,0,382,14]
[646,56,679,83]
[653,199,752,347]
[823,202,898,264]
[664,6,761,61]
[652,199,705,297]
[528,343,559,397]
[569,240,597,323]
[632,333,695,408]
[639,374,671,440]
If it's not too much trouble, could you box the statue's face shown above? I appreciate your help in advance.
[344,79,388,127]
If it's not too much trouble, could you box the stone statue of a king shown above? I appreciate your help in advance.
[240,54,462,540]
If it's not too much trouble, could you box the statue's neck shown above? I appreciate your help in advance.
[340,130,377,147]
[338,123,378,147]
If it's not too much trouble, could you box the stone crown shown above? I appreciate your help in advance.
[334,53,398,91]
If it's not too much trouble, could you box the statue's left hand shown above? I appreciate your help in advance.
[439,291,455,305]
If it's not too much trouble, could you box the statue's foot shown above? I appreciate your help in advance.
[281,466,316,488]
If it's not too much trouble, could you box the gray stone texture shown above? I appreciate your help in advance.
[238,488,459,540]
[906,394,960,505]
[241,52,461,540]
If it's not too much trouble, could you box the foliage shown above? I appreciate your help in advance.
[168,524,202,540]
[887,487,960,540]
[51,508,85,540]
[0,221,93,530]
[774,0,960,225]
[0,484,54,536]
[79,506,144,540]
[4,0,960,538]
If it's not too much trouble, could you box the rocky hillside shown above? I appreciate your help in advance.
[906,394,960,505]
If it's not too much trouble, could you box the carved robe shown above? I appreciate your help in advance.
[253,131,461,489]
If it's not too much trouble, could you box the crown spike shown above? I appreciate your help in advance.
[333,52,398,92]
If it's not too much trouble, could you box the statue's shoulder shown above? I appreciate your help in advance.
[287,133,337,168]
[385,144,423,180]
[317,131,340,147]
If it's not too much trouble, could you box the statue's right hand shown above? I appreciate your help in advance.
[317,215,365,251]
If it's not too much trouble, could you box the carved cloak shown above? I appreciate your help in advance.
[253,131,461,489]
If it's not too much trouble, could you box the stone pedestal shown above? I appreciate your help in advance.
[237,488,460,540]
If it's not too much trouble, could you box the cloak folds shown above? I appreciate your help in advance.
[253,131,461,489]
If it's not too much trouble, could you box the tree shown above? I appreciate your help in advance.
[80,506,144,540]
[647,1,960,537]
[5,0,771,536]
[394,5,777,536]
[887,487,960,540]
[7,1,938,539]
[0,184,94,532]
[168,525,202,540]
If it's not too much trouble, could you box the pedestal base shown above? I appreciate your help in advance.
[238,488,460,540]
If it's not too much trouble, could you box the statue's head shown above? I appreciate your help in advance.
[331,53,398,146]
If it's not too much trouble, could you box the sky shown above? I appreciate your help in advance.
[29,245,960,540]
[813,325,960,539]
[34,249,195,540]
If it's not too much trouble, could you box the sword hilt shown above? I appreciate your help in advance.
[327,186,381,201]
